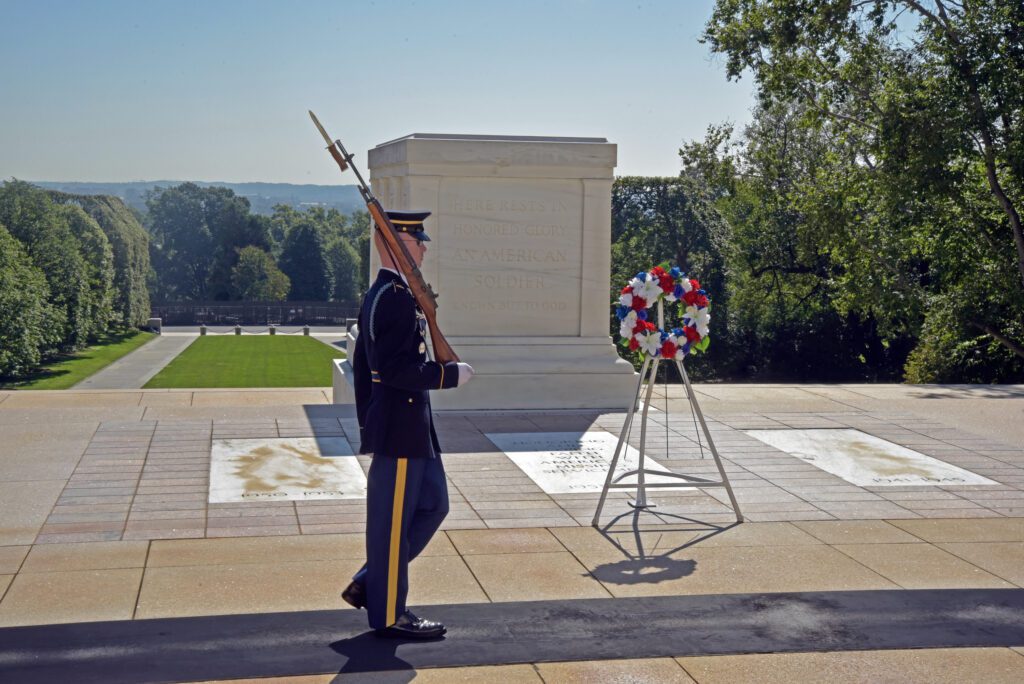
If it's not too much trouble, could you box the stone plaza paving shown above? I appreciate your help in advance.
[1,384,1023,681]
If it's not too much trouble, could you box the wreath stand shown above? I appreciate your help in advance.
[592,300,743,526]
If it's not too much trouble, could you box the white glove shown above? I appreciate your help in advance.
[456,362,475,386]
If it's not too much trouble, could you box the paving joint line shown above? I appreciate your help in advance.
[444,460,485,529]
[675,657,701,680]
[813,540,913,590]
[553,524,642,598]
[933,541,1024,589]
[452,550,493,604]
[191,420,213,538]
[0,571,13,605]
[797,388,867,410]
[131,541,153,620]
[32,420,103,544]
[122,423,160,541]
[901,418,1024,469]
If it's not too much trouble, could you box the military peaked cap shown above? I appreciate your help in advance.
[386,209,431,242]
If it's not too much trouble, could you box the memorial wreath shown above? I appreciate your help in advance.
[615,265,711,361]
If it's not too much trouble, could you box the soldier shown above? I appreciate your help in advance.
[342,209,474,639]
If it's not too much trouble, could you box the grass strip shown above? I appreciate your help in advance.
[0,329,156,390]
[144,335,344,388]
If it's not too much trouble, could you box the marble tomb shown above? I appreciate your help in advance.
[333,133,636,410]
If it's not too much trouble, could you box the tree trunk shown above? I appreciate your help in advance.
[971,321,1024,361]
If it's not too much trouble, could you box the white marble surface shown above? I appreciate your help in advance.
[485,431,683,494]
[745,428,999,487]
[359,133,636,410]
[209,437,367,503]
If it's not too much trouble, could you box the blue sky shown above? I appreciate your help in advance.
[0,0,754,183]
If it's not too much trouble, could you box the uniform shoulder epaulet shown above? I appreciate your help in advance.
[369,279,413,342]
[385,280,413,303]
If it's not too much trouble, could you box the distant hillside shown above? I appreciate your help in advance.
[32,181,364,216]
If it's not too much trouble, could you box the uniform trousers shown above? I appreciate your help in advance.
[352,454,448,629]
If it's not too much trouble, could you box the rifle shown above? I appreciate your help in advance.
[309,111,460,364]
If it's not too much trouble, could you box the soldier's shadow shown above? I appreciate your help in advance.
[589,509,739,585]
[328,631,428,683]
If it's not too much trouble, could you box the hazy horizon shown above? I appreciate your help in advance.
[16,178,360,186]
[1,0,755,184]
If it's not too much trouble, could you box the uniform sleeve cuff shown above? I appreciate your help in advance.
[441,361,460,389]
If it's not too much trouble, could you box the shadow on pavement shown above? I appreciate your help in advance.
[330,630,420,681]
[591,509,742,585]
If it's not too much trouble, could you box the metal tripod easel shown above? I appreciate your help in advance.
[592,301,743,526]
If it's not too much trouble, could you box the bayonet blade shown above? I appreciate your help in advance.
[308,110,334,148]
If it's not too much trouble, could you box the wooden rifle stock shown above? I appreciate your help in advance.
[309,111,460,364]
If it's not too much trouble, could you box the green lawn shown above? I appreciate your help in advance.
[0,330,156,390]
[144,335,344,388]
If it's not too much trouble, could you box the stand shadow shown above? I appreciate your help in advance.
[590,509,741,585]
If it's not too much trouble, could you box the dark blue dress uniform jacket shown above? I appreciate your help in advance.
[353,269,459,458]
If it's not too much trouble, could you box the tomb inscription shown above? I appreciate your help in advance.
[745,429,999,487]
[439,178,582,335]
[485,431,683,494]
[209,437,367,503]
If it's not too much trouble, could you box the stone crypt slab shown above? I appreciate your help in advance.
[332,133,636,410]
[485,431,683,494]
[209,437,366,503]
[745,428,999,487]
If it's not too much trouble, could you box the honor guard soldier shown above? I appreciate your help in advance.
[343,209,474,639]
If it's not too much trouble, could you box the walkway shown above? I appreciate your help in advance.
[73,334,198,390]
[0,385,1022,682]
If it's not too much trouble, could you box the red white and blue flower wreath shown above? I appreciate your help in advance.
[615,265,711,361]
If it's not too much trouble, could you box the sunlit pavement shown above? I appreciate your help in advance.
[1,385,1022,682]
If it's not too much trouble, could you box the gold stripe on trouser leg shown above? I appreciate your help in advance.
[386,458,408,626]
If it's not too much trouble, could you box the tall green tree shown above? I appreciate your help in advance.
[326,237,362,307]
[611,176,732,378]
[207,200,272,301]
[348,209,372,290]
[703,0,1024,381]
[0,181,93,350]
[147,183,267,301]
[230,246,291,301]
[67,195,151,327]
[682,109,914,381]
[270,204,370,295]
[0,224,62,377]
[279,221,332,300]
[60,205,116,336]
[147,183,216,301]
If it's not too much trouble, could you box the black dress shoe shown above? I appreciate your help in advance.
[341,580,366,610]
[375,611,446,639]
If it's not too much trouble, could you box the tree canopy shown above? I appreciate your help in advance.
[146,182,268,301]
[0,223,62,377]
[0,181,96,349]
[57,194,151,327]
[279,220,332,301]
[231,246,291,301]
[696,0,1024,381]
